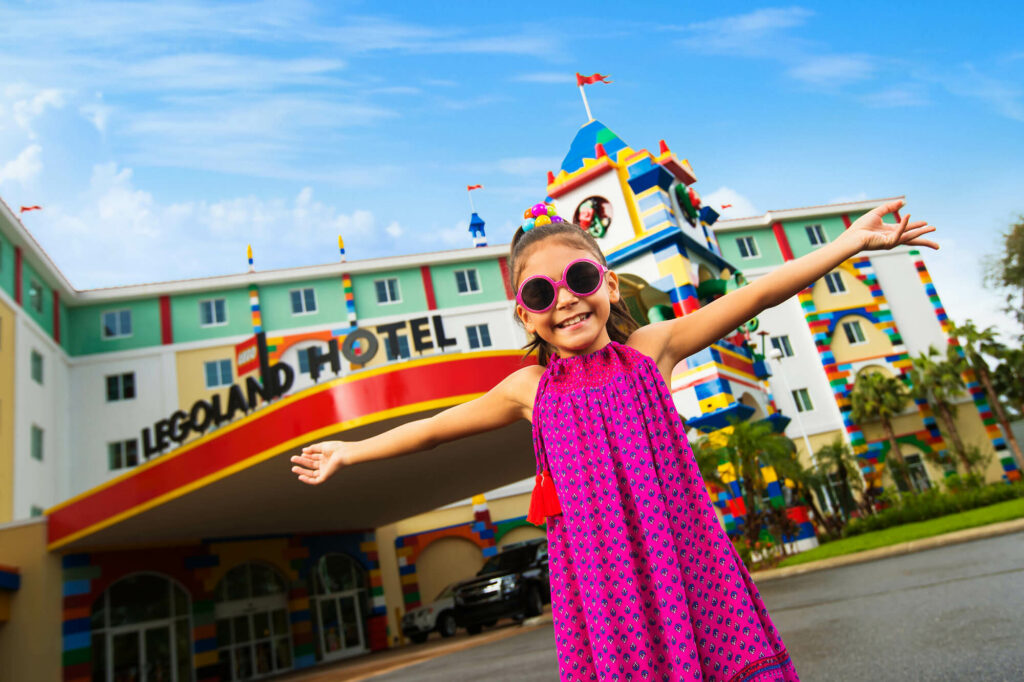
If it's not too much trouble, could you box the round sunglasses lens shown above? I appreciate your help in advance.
[566,261,602,295]
[521,278,555,310]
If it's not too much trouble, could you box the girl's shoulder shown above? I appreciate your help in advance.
[505,364,546,422]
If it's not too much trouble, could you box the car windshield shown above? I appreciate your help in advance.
[478,546,533,575]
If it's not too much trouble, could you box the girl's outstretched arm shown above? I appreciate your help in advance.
[631,199,938,373]
[290,365,541,485]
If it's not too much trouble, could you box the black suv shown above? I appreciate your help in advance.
[452,538,550,634]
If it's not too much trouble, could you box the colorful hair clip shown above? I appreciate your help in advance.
[521,202,565,232]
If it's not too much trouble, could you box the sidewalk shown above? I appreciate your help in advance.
[277,610,554,682]
[750,516,1024,582]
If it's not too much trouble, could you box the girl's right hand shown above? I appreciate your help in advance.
[290,441,351,486]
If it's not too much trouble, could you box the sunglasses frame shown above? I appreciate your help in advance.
[515,258,610,314]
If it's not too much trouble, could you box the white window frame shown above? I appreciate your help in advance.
[384,335,411,361]
[108,438,141,471]
[101,308,133,339]
[736,236,760,259]
[199,297,229,327]
[30,349,44,384]
[792,388,814,413]
[466,323,492,350]
[770,335,794,358]
[454,268,481,294]
[106,372,136,402]
[842,320,868,345]
[28,279,44,314]
[806,224,827,246]
[823,271,846,294]
[204,359,233,389]
[290,287,318,316]
[374,278,402,305]
[30,424,44,461]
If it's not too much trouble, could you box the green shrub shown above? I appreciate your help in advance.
[843,482,1024,537]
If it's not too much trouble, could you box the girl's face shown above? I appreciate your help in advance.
[515,240,620,358]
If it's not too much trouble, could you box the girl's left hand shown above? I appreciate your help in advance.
[846,199,939,251]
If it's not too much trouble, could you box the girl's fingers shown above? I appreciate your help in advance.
[872,199,905,217]
[290,455,318,467]
[302,444,321,454]
[900,226,936,242]
[297,474,320,485]
[905,237,940,250]
[292,465,318,478]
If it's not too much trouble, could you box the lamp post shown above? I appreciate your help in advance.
[767,346,835,513]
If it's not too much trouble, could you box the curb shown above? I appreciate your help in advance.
[751,517,1024,583]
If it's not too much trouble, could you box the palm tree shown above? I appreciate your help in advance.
[769,447,843,538]
[950,320,1024,471]
[849,369,915,492]
[814,438,865,519]
[909,348,974,474]
[991,343,1024,419]
[719,419,798,549]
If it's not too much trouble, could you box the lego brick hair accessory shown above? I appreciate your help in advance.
[521,202,565,232]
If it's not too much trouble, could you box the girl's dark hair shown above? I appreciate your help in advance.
[509,221,639,366]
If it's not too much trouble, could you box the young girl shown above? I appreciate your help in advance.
[291,199,937,681]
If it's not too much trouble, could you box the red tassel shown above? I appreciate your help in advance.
[527,469,562,526]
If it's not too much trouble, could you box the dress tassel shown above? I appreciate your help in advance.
[526,469,562,526]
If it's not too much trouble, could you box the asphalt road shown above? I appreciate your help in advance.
[371,531,1024,681]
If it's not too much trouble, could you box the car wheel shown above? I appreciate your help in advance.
[410,633,429,644]
[466,624,483,635]
[483,620,497,627]
[438,612,457,638]
[525,584,543,617]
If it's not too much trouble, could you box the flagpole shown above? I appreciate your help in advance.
[468,190,476,213]
[578,85,593,121]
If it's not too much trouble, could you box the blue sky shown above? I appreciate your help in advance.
[0,1,1021,336]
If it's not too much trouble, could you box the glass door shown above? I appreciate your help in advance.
[315,590,366,661]
[109,623,176,682]
[216,603,292,680]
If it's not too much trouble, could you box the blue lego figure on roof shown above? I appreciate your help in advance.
[469,212,487,248]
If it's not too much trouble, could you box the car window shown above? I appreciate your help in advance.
[435,582,457,600]
[536,543,548,561]
[478,546,533,574]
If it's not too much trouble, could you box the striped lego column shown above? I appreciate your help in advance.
[341,273,357,329]
[60,554,97,681]
[248,284,262,334]
[653,242,699,316]
[910,250,1019,479]
[471,494,499,559]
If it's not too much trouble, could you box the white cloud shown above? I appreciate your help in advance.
[27,165,402,288]
[0,144,43,185]
[787,55,875,87]
[677,7,813,56]
[827,191,869,204]
[5,87,65,138]
[859,84,930,108]
[939,64,1024,122]
[702,187,760,219]
[79,98,112,133]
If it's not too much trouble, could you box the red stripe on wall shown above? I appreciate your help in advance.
[14,246,22,305]
[420,265,436,310]
[841,214,852,229]
[47,353,531,547]
[52,290,60,343]
[771,222,794,261]
[892,209,902,222]
[159,295,173,344]
[498,257,514,300]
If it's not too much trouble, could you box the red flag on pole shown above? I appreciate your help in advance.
[467,184,483,191]
[576,73,612,86]
[721,204,732,209]
[19,205,42,213]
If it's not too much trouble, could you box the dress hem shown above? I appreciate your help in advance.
[728,650,796,682]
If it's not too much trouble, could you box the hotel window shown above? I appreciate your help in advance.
[374,278,401,304]
[384,335,411,361]
[30,505,44,517]
[455,268,481,294]
[200,298,228,326]
[770,335,794,358]
[102,309,133,339]
[31,425,43,461]
[792,388,814,413]
[290,287,317,315]
[824,271,846,294]
[106,372,136,401]
[736,236,759,259]
[28,280,43,313]
[204,359,233,389]
[806,224,827,246]
[30,349,44,384]
[467,324,492,349]
[842,320,867,345]
[109,438,141,471]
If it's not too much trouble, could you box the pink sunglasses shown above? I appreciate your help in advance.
[516,258,609,313]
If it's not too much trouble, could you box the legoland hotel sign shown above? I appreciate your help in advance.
[141,315,459,457]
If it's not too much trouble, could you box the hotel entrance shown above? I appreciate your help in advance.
[312,553,369,662]
[214,562,294,680]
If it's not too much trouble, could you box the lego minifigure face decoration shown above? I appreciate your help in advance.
[573,196,612,238]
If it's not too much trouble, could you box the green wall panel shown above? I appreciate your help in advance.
[0,232,13,301]
[68,298,162,355]
[20,259,53,336]
[783,216,850,259]
[259,277,350,332]
[170,288,253,343]
[430,259,507,310]
[717,228,783,269]
[351,268,427,320]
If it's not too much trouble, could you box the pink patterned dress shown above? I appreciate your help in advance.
[533,342,798,682]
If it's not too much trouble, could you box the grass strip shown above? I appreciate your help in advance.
[776,497,1024,568]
